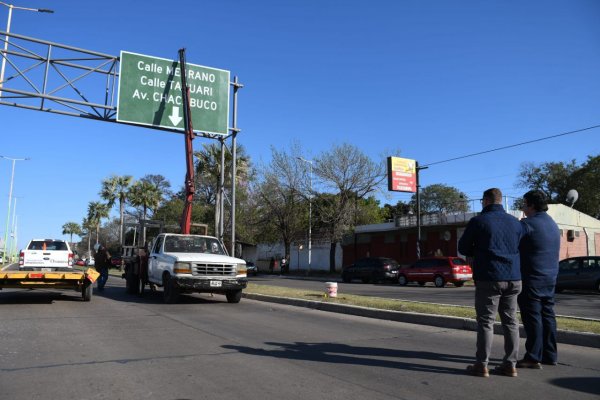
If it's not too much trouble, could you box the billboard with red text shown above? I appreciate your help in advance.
[387,156,416,193]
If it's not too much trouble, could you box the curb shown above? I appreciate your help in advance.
[243,293,600,349]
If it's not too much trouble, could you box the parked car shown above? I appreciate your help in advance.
[556,256,600,293]
[110,255,123,268]
[245,261,258,276]
[341,257,400,283]
[397,257,472,287]
[75,259,86,266]
[85,257,95,266]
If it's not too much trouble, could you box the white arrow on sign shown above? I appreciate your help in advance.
[168,106,183,126]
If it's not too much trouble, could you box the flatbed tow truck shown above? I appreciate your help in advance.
[0,238,100,301]
[0,267,99,301]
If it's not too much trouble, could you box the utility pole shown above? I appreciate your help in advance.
[415,162,428,259]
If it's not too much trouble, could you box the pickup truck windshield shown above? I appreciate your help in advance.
[163,236,226,255]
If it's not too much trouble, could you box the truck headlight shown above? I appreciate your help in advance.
[237,263,247,275]
[174,262,192,274]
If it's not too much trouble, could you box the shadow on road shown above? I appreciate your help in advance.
[0,289,86,304]
[550,377,600,396]
[223,341,479,375]
[0,282,230,305]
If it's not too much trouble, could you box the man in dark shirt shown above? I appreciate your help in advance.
[458,188,523,377]
[94,244,111,291]
[517,190,561,369]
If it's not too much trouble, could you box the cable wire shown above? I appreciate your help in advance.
[422,124,600,167]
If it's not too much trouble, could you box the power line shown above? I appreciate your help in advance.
[422,124,600,167]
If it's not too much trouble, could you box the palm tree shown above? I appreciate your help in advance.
[87,201,110,245]
[128,181,162,244]
[194,143,250,237]
[61,222,82,247]
[100,174,133,246]
[81,217,94,260]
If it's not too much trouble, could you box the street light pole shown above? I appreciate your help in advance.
[10,196,16,261]
[0,2,54,96]
[1,155,28,261]
[297,157,313,275]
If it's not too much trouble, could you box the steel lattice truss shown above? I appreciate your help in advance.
[0,31,234,139]
[0,30,120,122]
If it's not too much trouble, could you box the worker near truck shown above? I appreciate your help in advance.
[94,244,111,291]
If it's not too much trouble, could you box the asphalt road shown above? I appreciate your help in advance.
[249,275,600,320]
[0,279,599,400]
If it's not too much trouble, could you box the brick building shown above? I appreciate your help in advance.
[342,204,600,266]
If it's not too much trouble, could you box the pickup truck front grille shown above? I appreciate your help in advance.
[192,263,236,276]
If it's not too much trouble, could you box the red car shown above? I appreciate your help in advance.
[397,257,472,287]
[110,255,123,268]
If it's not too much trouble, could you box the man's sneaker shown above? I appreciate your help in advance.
[494,363,518,377]
[516,358,542,369]
[466,363,489,377]
[541,360,557,366]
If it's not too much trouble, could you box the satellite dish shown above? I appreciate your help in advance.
[566,189,579,208]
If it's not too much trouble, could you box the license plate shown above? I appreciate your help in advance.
[41,268,52,272]
[210,281,222,287]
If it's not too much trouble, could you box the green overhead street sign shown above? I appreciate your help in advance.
[117,51,230,135]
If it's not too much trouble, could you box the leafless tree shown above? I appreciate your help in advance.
[313,143,386,272]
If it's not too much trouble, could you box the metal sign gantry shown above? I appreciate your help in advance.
[0,30,243,254]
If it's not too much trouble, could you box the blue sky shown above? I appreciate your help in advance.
[1,0,599,250]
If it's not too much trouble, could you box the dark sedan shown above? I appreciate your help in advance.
[245,261,258,276]
[341,257,400,283]
[556,256,600,293]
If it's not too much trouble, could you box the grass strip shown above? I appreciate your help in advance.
[246,283,600,335]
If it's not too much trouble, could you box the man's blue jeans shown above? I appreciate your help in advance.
[475,280,522,367]
[518,284,557,363]
[97,267,109,290]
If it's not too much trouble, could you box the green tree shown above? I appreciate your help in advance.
[194,142,251,242]
[61,222,82,246]
[86,201,110,245]
[81,217,94,259]
[100,174,133,245]
[517,160,578,202]
[140,174,172,198]
[409,184,469,214]
[128,180,162,222]
[519,155,600,218]
[381,200,412,221]
[569,155,600,218]
[152,196,208,233]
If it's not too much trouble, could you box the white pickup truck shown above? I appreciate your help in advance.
[124,233,248,303]
[19,239,74,270]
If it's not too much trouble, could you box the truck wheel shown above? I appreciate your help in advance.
[82,281,92,302]
[225,289,242,303]
[137,275,145,296]
[125,272,139,294]
[163,274,180,304]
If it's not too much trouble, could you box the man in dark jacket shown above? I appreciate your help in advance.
[517,190,560,369]
[94,244,111,291]
[458,188,523,377]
